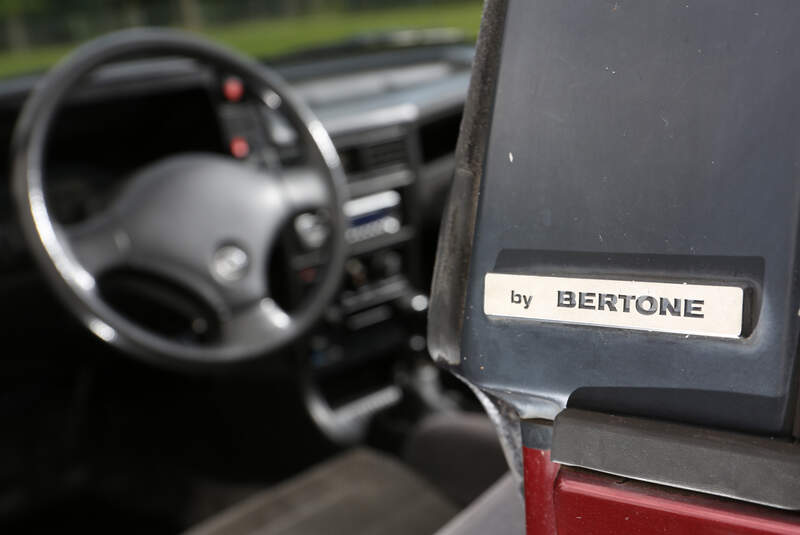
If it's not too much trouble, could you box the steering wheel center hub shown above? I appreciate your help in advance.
[212,244,250,282]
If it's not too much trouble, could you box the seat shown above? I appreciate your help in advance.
[184,448,458,535]
[183,409,517,535]
[404,412,510,507]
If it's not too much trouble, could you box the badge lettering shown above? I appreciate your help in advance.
[510,290,532,309]
[556,290,704,318]
[557,290,575,308]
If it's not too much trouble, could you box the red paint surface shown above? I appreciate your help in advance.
[553,467,800,535]
[523,447,560,535]
[523,446,800,535]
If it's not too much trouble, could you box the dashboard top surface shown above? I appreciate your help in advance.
[0,44,473,137]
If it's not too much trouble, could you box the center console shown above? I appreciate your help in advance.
[295,123,433,443]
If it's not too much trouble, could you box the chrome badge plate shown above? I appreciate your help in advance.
[483,273,744,338]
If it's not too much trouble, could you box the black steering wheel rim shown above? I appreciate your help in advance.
[11,28,349,367]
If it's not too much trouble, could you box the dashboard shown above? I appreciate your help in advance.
[0,44,471,444]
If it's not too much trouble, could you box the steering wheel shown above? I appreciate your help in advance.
[11,29,348,367]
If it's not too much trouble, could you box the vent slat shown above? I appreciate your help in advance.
[360,139,408,172]
[335,137,410,180]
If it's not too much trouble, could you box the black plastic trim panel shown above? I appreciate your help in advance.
[551,408,800,511]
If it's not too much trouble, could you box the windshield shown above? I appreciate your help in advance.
[0,0,482,79]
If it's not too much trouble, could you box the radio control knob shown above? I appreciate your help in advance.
[373,250,402,277]
[345,258,367,288]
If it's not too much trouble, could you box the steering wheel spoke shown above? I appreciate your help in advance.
[219,298,294,349]
[281,166,332,214]
[62,214,129,276]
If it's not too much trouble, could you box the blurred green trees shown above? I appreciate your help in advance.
[0,0,481,78]
[0,0,477,50]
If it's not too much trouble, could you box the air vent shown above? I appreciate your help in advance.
[361,139,408,170]
[338,137,409,179]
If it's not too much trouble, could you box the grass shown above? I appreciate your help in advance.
[0,2,483,79]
